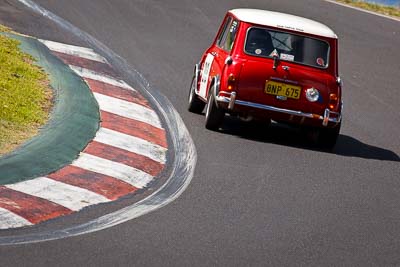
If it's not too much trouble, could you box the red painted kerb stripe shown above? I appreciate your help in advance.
[84,141,164,177]
[100,111,167,148]
[48,165,138,200]
[0,186,72,224]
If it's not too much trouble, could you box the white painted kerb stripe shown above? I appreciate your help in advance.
[0,207,32,229]
[69,65,134,91]
[93,92,162,129]
[95,127,167,163]
[39,39,108,63]
[6,177,109,211]
[72,153,154,189]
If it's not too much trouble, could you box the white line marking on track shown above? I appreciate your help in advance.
[39,39,108,63]
[0,207,32,229]
[6,177,109,211]
[93,92,163,129]
[95,127,167,163]
[72,153,154,189]
[69,65,135,90]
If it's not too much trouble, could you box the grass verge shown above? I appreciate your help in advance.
[0,25,52,155]
[335,0,400,18]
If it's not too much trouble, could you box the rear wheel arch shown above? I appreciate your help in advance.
[205,82,225,130]
[208,75,220,101]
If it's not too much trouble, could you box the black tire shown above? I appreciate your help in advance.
[317,123,341,150]
[188,76,206,113]
[205,86,224,130]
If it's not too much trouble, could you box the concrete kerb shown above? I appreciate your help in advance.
[0,0,196,244]
[0,32,172,229]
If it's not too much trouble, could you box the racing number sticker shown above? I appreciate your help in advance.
[199,53,214,98]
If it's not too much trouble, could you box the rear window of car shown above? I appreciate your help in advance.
[244,27,330,68]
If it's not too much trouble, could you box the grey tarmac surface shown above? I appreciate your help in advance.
[1,0,400,266]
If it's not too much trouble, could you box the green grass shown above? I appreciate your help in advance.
[0,27,52,155]
[0,25,10,32]
[336,0,400,18]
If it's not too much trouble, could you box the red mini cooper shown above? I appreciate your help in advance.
[188,8,343,149]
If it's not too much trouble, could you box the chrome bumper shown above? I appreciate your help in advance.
[216,92,342,127]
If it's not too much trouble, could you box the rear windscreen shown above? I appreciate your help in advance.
[244,27,330,68]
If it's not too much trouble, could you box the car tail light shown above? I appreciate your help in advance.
[329,93,338,110]
[227,73,236,91]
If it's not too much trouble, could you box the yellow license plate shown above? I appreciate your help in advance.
[264,81,301,100]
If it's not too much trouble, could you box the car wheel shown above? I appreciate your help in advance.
[188,76,206,113]
[205,86,224,130]
[317,122,341,150]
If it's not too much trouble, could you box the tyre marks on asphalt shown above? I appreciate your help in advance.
[0,40,167,230]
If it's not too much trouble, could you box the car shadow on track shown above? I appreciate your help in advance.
[218,116,400,162]
[333,135,400,162]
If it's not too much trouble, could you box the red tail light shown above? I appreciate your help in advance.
[227,73,235,91]
[329,93,338,110]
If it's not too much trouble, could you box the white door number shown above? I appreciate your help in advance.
[199,53,214,98]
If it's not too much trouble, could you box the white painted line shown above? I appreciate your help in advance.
[0,207,32,229]
[324,0,400,22]
[93,92,163,129]
[69,65,135,90]
[95,127,167,163]
[72,153,154,189]
[39,39,108,63]
[6,177,109,211]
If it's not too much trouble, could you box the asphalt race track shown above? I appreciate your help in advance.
[1,0,400,266]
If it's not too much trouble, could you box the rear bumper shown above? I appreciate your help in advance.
[216,91,342,127]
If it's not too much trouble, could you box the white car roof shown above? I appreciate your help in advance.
[230,8,338,39]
